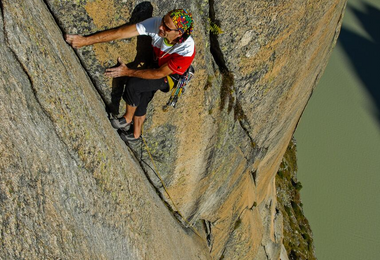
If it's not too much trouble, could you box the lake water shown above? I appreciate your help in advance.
[294,0,380,259]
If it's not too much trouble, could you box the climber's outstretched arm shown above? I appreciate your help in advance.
[105,58,173,79]
[65,24,139,48]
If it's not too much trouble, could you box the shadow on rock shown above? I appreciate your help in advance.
[106,1,154,116]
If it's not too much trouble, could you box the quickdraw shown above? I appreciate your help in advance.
[163,66,195,112]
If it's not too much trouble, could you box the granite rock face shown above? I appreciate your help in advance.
[0,1,209,259]
[1,0,346,259]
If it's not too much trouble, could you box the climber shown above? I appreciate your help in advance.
[65,9,195,142]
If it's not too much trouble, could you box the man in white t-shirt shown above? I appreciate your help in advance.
[66,9,195,142]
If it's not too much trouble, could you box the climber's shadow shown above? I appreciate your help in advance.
[106,2,154,116]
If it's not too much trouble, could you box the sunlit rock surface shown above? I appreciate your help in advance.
[1,0,346,259]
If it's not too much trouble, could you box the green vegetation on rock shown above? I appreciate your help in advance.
[276,138,316,260]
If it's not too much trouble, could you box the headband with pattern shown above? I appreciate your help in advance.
[168,9,194,43]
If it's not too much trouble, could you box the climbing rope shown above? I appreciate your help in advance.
[140,132,207,244]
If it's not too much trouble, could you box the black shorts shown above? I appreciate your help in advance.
[123,77,169,116]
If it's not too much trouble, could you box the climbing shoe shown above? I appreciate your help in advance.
[110,117,131,130]
[120,132,141,143]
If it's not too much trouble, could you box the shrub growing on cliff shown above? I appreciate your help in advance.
[208,18,223,35]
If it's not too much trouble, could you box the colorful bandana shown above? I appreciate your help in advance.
[168,9,194,43]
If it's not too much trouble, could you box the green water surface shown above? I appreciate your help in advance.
[294,0,380,259]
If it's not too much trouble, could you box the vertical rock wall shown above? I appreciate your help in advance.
[0,0,209,259]
[1,0,346,259]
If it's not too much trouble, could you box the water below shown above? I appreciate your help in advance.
[294,0,380,259]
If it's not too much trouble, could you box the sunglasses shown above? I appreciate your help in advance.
[161,16,179,32]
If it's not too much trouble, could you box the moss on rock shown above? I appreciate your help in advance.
[276,138,317,260]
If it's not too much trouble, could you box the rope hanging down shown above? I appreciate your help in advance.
[140,133,207,245]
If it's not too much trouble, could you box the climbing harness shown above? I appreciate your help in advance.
[163,65,195,112]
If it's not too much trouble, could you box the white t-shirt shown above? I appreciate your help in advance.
[136,17,195,75]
